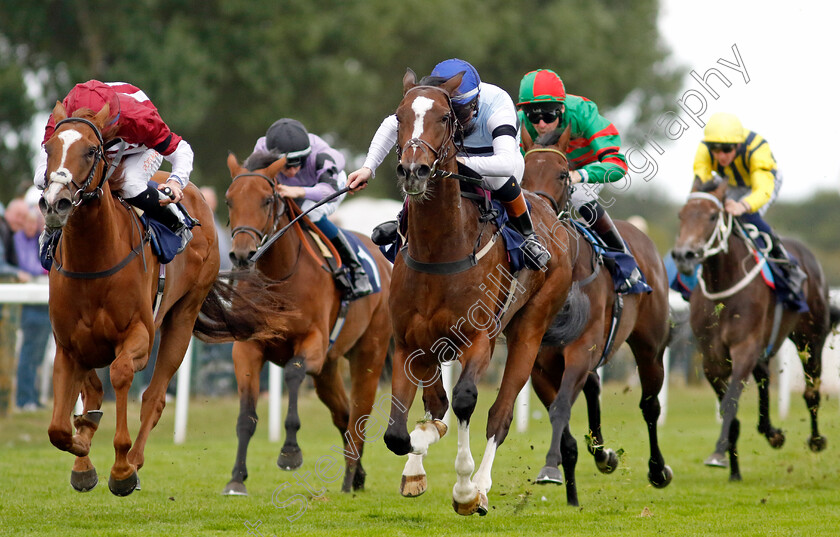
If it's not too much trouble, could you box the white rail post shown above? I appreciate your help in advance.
[173,338,194,445]
[268,363,283,442]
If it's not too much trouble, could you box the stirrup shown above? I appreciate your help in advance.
[522,235,551,270]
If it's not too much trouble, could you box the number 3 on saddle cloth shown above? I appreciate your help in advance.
[663,231,808,313]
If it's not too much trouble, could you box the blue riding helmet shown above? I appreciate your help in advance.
[431,59,481,105]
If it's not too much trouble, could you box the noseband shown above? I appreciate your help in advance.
[686,191,733,259]
[229,172,285,246]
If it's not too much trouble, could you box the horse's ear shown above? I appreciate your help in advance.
[557,123,571,153]
[226,152,242,177]
[690,175,703,192]
[403,68,417,95]
[441,71,465,97]
[52,100,67,123]
[93,103,111,128]
[520,124,534,152]
[265,156,287,179]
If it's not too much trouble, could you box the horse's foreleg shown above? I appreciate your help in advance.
[223,341,264,496]
[753,360,785,448]
[277,355,306,471]
[70,370,105,492]
[383,347,425,456]
[48,348,90,457]
[108,336,144,497]
[582,371,618,474]
[451,341,492,516]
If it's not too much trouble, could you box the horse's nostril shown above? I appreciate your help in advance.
[396,164,408,181]
[56,198,72,213]
[416,165,431,181]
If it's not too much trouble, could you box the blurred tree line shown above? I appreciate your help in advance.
[1,0,681,204]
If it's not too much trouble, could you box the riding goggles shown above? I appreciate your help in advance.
[708,143,736,153]
[524,107,561,125]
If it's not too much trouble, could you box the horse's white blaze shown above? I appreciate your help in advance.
[472,436,497,493]
[452,420,478,503]
[52,130,82,186]
[411,96,435,139]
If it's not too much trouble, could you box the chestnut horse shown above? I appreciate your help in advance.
[38,102,291,496]
[520,129,672,505]
[223,152,392,494]
[381,70,575,516]
[672,177,839,480]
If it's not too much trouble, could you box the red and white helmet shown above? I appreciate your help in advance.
[65,80,121,125]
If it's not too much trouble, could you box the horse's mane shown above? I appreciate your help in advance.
[416,75,448,87]
[534,131,563,147]
[243,151,281,172]
[696,175,725,193]
[69,108,120,141]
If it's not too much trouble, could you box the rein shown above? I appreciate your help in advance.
[229,172,284,248]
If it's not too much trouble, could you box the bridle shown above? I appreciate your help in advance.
[524,146,572,216]
[396,85,461,178]
[685,192,734,260]
[228,172,286,248]
[50,117,123,205]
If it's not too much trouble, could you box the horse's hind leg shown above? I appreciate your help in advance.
[70,370,105,492]
[753,360,785,448]
[343,333,389,492]
[559,425,580,506]
[634,344,673,488]
[223,341,264,496]
[798,340,826,451]
[582,371,618,473]
[277,355,306,471]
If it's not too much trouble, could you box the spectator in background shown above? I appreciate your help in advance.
[14,204,51,412]
[0,200,26,280]
[200,186,232,271]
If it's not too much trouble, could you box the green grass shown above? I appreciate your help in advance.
[2,381,839,536]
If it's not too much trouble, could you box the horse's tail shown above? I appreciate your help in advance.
[192,270,295,343]
[541,282,590,347]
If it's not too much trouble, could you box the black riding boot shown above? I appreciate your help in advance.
[330,230,373,299]
[125,185,192,254]
[766,238,807,298]
[580,202,641,292]
[507,210,551,270]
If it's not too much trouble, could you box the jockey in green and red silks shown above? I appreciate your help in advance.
[517,68,643,293]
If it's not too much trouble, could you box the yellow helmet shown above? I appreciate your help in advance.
[703,113,746,144]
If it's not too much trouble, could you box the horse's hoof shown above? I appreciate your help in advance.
[353,465,366,491]
[704,453,728,468]
[596,449,619,474]
[277,447,303,470]
[649,465,673,488]
[222,481,249,496]
[809,435,827,452]
[534,466,563,485]
[108,472,139,497]
[452,491,488,516]
[431,419,448,439]
[767,431,785,449]
[70,468,98,492]
[729,472,742,482]
[400,474,427,497]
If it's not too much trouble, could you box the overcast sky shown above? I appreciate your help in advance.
[621,0,840,203]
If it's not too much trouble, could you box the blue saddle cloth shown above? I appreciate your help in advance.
[572,221,652,295]
[378,198,527,273]
[342,230,382,295]
[664,249,808,313]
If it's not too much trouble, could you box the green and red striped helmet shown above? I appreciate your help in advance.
[517,69,566,107]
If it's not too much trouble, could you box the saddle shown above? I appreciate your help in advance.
[571,221,651,295]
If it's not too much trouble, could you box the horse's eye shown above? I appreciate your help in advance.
[263,197,273,207]
[709,214,716,222]
[87,147,97,158]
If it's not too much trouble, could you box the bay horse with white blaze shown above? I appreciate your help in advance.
[38,102,291,496]
[672,176,839,480]
[382,70,575,516]
[223,152,392,494]
[521,129,672,505]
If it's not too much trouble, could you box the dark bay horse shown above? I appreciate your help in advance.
[381,70,575,516]
[672,177,839,480]
[521,129,672,505]
[38,102,292,496]
[223,153,393,494]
